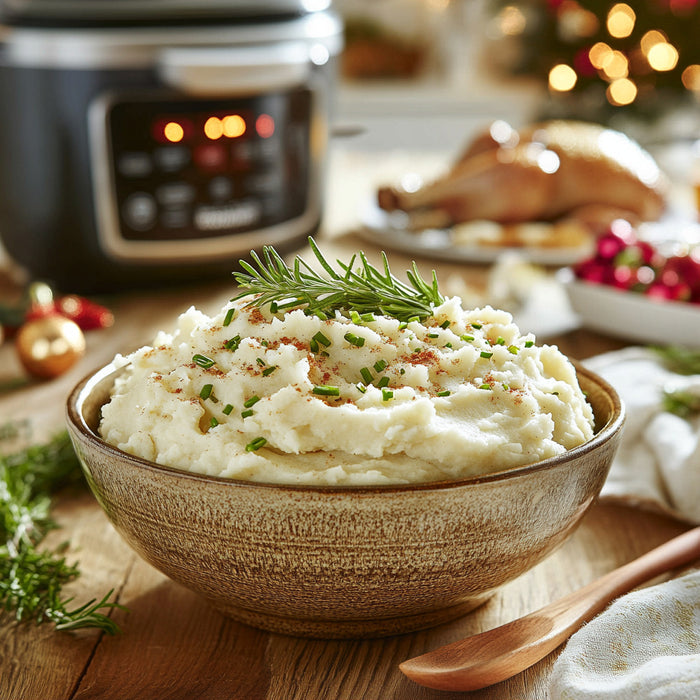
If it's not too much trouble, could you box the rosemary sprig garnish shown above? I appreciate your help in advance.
[0,429,123,634]
[662,387,700,418]
[652,346,700,375]
[232,237,444,322]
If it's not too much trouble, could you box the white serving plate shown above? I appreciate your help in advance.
[558,268,700,348]
[358,202,593,267]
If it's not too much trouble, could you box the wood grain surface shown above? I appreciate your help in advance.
[0,149,690,700]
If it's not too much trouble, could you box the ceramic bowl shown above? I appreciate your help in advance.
[66,361,624,639]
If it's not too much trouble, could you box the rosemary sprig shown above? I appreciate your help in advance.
[652,346,700,376]
[662,387,700,419]
[0,430,123,634]
[232,237,444,322]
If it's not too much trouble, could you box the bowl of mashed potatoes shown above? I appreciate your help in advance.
[66,253,623,638]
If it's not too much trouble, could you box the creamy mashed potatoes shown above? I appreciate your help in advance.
[100,297,594,485]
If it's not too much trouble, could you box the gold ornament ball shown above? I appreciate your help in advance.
[16,315,86,379]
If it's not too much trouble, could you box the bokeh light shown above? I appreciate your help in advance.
[548,63,578,91]
[607,78,638,105]
[607,4,636,38]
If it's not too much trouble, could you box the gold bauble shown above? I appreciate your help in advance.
[16,315,86,379]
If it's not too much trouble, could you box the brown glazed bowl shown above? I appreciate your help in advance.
[66,361,623,639]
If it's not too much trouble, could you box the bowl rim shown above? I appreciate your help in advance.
[66,359,624,495]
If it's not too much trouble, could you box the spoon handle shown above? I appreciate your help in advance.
[400,526,700,692]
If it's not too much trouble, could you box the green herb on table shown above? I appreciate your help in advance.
[662,388,700,418]
[652,346,700,375]
[232,237,444,323]
[0,431,123,633]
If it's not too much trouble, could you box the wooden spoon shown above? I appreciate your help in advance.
[400,526,700,692]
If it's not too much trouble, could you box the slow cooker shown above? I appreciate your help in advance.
[0,0,342,292]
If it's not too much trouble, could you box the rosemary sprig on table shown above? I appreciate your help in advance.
[232,237,444,322]
[0,430,123,634]
[652,346,700,376]
[652,347,700,418]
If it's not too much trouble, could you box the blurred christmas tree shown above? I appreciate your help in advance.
[487,1,700,123]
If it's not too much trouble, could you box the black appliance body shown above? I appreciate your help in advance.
[0,1,342,291]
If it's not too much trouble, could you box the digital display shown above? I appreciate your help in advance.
[107,89,311,241]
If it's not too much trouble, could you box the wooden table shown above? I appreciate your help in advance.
[0,150,694,699]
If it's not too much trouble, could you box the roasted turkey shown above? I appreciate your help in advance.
[377,120,668,232]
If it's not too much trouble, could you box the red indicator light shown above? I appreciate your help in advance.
[194,143,227,171]
[256,114,275,139]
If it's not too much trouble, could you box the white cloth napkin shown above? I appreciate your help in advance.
[584,347,700,524]
[549,569,700,700]
[549,347,700,699]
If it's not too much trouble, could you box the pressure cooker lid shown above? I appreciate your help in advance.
[0,0,332,26]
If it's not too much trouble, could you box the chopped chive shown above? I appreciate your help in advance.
[440,320,451,329]
[461,334,475,342]
[344,332,365,347]
[480,351,493,359]
[381,388,394,401]
[361,312,375,323]
[320,350,330,358]
[407,315,420,323]
[241,409,254,418]
[262,365,277,376]
[552,391,560,396]
[350,310,362,324]
[199,384,214,400]
[261,340,268,347]
[525,340,534,348]
[222,404,234,415]
[373,359,388,373]
[360,367,373,384]
[256,357,266,367]
[309,337,319,353]
[398,321,408,330]
[313,310,328,320]
[270,301,278,313]
[193,354,215,369]
[400,368,406,375]
[356,382,367,394]
[223,308,236,327]
[427,333,439,339]
[508,345,519,355]
[244,395,260,408]
[313,385,340,397]
[413,348,421,354]
[503,383,510,390]
[209,416,219,428]
[471,322,483,329]
[377,376,390,388]
[444,343,453,349]
[245,437,267,452]
[224,335,241,351]
[313,331,331,347]
[436,390,451,397]
[495,337,506,345]
[480,383,492,390]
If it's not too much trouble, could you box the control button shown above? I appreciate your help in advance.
[122,193,157,231]
[208,176,233,202]
[156,182,196,207]
[194,143,227,171]
[160,207,190,230]
[194,201,261,231]
[117,151,152,178]
[230,141,254,169]
[246,170,283,194]
[154,146,190,172]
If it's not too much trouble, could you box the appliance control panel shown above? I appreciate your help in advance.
[104,88,312,243]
